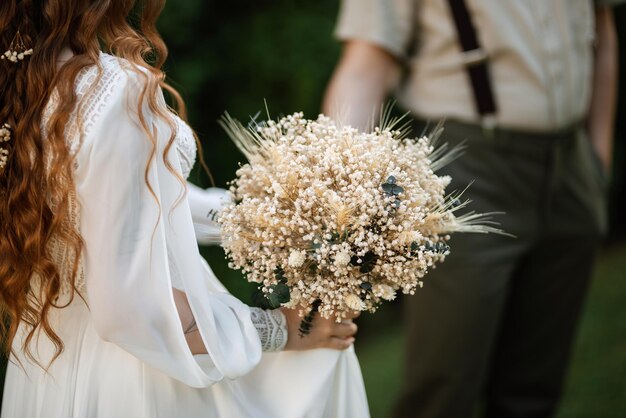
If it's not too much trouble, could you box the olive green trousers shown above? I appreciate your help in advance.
[394,120,607,418]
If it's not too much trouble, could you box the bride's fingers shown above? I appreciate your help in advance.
[330,321,358,338]
[326,336,355,350]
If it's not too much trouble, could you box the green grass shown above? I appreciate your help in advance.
[356,244,626,418]
[555,245,626,418]
[355,324,405,418]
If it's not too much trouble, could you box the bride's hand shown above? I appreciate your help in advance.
[281,308,359,351]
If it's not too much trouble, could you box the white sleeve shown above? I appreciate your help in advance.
[335,0,416,59]
[187,183,230,246]
[75,70,262,388]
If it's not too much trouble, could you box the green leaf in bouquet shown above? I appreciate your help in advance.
[381,175,404,196]
[267,282,291,308]
[252,289,272,309]
[436,242,450,254]
[328,230,351,244]
[274,266,287,284]
[350,251,378,273]
[298,300,322,338]
[423,241,449,255]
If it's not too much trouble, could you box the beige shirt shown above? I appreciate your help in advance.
[336,0,622,132]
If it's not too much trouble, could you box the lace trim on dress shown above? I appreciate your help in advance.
[174,114,197,179]
[43,54,125,297]
[42,53,198,297]
[249,308,288,352]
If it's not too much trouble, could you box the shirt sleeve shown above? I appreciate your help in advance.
[75,68,262,388]
[335,0,416,59]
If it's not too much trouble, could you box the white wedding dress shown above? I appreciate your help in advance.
[1,53,369,418]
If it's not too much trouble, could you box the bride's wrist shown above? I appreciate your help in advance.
[250,307,288,352]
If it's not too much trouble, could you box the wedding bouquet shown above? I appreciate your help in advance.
[220,111,500,327]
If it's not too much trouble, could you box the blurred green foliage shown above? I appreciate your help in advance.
[159,0,341,188]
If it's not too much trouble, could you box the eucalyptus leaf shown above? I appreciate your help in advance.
[252,290,272,309]
[382,183,394,194]
[274,266,287,283]
[359,251,378,273]
[267,283,291,308]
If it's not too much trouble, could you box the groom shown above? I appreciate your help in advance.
[323,0,621,417]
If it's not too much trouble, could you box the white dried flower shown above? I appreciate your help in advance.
[282,288,301,309]
[288,250,307,268]
[334,250,352,267]
[345,294,366,311]
[0,149,9,171]
[1,48,33,63]
[0,123,11,143]
[0,123,11,172]
[373,284,396,301]
[219,112,502,320]
[1,30,33,66]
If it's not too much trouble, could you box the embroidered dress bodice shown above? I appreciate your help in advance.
[41,53,286,352]
[43,54,197,296]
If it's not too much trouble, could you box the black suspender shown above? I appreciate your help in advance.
[445,0,498,127]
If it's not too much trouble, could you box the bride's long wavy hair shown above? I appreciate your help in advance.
[0,0,191,365]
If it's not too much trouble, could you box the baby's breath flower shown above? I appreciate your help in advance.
[219,112,500,320]
[334,250,352,267]
[373,284,396,301]
[345,294,366,311]
[288,250,307,268]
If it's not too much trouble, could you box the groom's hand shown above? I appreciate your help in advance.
[281,308,359,351]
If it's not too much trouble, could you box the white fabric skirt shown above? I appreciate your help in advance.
[2,298,370,418]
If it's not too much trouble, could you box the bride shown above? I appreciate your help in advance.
[0,1,369,417]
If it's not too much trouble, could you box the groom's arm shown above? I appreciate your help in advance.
[323,40,402,130]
